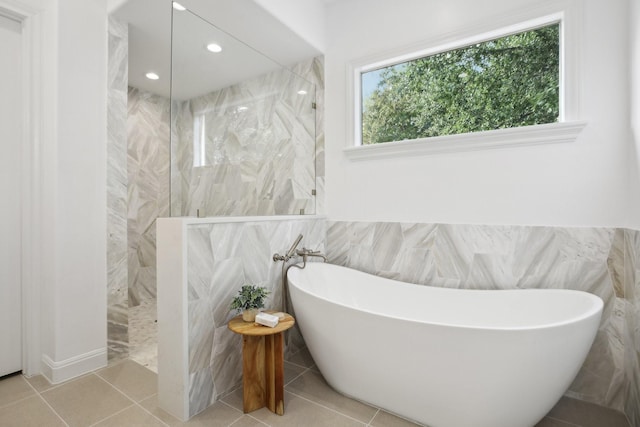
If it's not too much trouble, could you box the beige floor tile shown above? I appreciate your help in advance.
[24,375,55,393]
[286,370,377,423]
[285,347,315,369]
[283,361,307,385]
[93,404,167,427]
[179,401,243,426]
[229,415,269,426]
[546,396,630,427]
[139,394,183,427]
[249,391,365,426]
[0,395,66,427]
[96,359,157,401]
[369,410,422,427]
[41,374,133,427]
[0,375,36,408]
[534,416,580,427]
[220,387,244,412]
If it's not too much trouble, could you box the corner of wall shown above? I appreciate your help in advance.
[252,0,327,53]
[41,348,107,384]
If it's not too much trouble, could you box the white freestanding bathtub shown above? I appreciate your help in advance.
[287,263,603,427]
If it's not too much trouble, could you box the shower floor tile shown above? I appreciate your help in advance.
[129,298,158,373]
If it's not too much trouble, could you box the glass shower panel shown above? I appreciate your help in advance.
[170,8,317,217]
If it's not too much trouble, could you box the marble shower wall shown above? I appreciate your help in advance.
[172,57,323,217]
[127,87,171,306]
[326,221,640,422]
[186,219,326,417]
[106,17,129,361]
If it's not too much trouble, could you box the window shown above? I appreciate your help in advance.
[346,6,585,160]
[361,24,559,145]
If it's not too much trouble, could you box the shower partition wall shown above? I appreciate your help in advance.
[170,8,317,218]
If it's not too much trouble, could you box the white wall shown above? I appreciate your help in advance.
[6,0,108,381]
[0,13,23,377]
[325,0,632,227]
[253,0,326,52]
[52,0,107,367]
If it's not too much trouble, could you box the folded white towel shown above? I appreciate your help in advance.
[255,312,279,328]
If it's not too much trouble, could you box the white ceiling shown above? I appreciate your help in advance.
[111,0,323,100]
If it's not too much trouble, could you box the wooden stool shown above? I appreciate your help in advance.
[228,311,295,415]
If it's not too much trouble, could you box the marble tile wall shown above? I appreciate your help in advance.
[325,221,640,421]
[127,87,171,306]
[172,57,323,217]
[622,229,640,426]
[106,17,129,361]
[185,219,326,417]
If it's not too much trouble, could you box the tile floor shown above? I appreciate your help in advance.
[128,299,158,373]
[0,348,632,427]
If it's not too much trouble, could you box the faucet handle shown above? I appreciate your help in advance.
[297,248,320,255]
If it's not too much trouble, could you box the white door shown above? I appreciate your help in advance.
[0,13,23,377]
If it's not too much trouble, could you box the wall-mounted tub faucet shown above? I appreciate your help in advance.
[273,234,303,262]
[296,248,327,263]
[273,234,328,313]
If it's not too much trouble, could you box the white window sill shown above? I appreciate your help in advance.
[343,121,587,161]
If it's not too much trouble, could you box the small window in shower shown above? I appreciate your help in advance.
[193,113,206,167]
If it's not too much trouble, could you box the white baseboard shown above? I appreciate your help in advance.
[41,348,107,384]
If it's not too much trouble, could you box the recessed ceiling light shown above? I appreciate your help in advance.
[172,2,186,11]
[237,106,248,112]
[297,90,307,95]
[145,72,160,80]
[206,43,223,53]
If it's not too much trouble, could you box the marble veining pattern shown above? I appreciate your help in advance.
[127,87,171,307]
[326,221,640,422]
[106,17,129,361]
[172,57,323,217]
[186,219,326,417]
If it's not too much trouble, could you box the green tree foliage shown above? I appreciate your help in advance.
[362,24,559,144]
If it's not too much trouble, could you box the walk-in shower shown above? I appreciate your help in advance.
[107,0,322,373]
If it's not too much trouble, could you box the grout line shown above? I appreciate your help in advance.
[245,413,271,426]
[366,408,380,426]
[0,393,37,411]
[87,403,136,427]
[285,389,369,425]
[220,406,246,427]
[218,399,246,417]
[36,393,71,427]
[284,365,310,387]
[131,395,173,427]
[283,359,311,370]
[544,415,582,427]
[18,376,70,427]
[34,371,95,394]
[92,373,171,427]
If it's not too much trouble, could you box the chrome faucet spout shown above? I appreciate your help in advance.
[296,248,328,263]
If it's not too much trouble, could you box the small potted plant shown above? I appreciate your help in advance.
[230,284,270,322]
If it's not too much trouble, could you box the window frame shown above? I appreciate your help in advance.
[345,1,585,160]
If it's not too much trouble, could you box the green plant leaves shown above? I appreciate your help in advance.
[230,285,270,311]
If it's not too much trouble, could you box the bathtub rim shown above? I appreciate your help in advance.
[287,262,604,332]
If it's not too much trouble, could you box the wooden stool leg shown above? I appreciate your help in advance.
[265,332,285,415]
[242,335,266,413]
